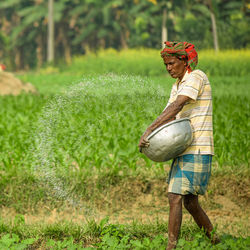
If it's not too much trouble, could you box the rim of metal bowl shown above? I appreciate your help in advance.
[147,118,191,140]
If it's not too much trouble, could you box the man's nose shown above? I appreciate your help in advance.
[167,64,172,71]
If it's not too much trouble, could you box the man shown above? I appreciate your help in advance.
[138,41,217,250]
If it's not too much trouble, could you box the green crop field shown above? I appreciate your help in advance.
[0,49,249,249]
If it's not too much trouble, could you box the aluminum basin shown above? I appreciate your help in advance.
[141,118,193,162]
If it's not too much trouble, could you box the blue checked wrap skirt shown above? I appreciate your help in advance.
[167,154,212,195]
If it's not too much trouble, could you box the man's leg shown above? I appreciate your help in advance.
[183,194,213,237]
[167,193,183,250]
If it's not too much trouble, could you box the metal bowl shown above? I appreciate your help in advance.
[141,118,193,162]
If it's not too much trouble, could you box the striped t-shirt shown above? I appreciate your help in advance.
[165,69,214,155]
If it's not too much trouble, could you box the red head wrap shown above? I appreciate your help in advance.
[161,41,198,72]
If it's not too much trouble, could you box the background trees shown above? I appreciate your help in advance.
[0,0,249,70]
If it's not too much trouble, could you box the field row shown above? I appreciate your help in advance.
[0,74,249,210]
[1,75,249,171]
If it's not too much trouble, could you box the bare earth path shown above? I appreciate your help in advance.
[1,175,249,238]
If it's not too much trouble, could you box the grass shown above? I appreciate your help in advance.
[0,73,248,225]
[0,217,249,249]
[0,73,248,211]
[57,48,250,77]
[2,74,250,168]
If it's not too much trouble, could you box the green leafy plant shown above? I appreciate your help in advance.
[0,234,36,250]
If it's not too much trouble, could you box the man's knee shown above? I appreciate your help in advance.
[183,195,199,211]
[168,192,182,206]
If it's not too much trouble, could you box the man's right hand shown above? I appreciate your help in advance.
[138,131,151,152]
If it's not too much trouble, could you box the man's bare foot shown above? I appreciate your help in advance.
[166,239,177,250]
[211,234,220,245]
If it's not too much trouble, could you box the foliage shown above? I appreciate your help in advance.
[0,49,249,210]
[0,0,249,69]
[0,234,36,250]
[46,237,84,249]
[0,218,249,249]
[0,74,248,174]
[63,48,250,77]
[0,49,249,249]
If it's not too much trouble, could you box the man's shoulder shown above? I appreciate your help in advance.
[182,69,209,86]
[190,69,208,81]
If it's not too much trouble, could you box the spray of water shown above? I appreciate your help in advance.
[30,74,167,216]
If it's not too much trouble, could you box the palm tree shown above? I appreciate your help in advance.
[207,0,219,51]
[47,0,54,63]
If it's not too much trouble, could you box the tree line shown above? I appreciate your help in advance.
[0,0,249,70]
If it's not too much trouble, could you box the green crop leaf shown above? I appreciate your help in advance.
[0,234,21,248]
[14,214,25,226]
[21,238,36,245]
[46,239,56,247]
[130,239,143,248]
[99,216,110,230]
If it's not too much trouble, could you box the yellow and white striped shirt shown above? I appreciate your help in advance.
[166,69,214,155]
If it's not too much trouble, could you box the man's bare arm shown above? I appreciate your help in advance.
[138,95,191,148]
[148,95,191,132]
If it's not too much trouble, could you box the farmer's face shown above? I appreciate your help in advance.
[163,56,187,80]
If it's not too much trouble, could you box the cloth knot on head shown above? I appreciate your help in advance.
[161,41,198,72]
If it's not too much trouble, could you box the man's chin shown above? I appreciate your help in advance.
[169,73,177,78]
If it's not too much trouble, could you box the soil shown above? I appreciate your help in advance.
[1,175,249,237]
[0,71,36,95]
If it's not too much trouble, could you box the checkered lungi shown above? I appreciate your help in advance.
[167,154,212,195]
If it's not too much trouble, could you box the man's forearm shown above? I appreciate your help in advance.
[147,101,183,133]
